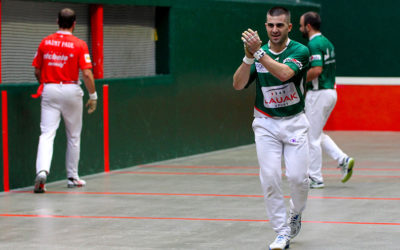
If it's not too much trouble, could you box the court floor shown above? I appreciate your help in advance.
[0,131,399,249]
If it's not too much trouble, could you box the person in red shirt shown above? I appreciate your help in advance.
[32,8,97,193]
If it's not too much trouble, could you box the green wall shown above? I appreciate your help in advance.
[107,0,319,168]
[0,83,104,189]
[312,0,399,76]
[0,0,319,191]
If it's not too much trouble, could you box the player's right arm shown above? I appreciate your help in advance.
[32,41,44,83]
[79,41,97,114]
[233,63,252,90]
[233,43,255,90]
[82,69,96,95]
[82,68,97,114]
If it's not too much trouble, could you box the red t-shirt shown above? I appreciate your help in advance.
[32,31,92,83]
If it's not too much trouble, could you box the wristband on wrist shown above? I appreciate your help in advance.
[89,91,98,100]
[243,56,255,65]
[253,48,266,60]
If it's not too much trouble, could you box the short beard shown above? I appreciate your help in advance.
[302,30,308,39]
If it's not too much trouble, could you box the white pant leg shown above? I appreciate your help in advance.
[305,90,337,182]
[282,113,310,214]
[321,133,347,164]
[36,85,62,174]
[60,85,83,179]
[253,117,288,235]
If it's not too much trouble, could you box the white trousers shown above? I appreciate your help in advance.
[36,84,83,179]
[252,113,310,235]
[305,90,347,183]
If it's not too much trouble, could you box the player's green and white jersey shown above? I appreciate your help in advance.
[308,33,336,90]
[247,39,310,118]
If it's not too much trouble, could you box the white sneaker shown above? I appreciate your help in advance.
[288,211,302,239]
[339,157,354,183]
[34,171,47,193]
[309,177,324,189]
[67,177,86,188]
[269,234,290,250]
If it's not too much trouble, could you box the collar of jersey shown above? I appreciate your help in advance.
[56,31,72,35]
[267,38,291,55]
[309,33,322,41]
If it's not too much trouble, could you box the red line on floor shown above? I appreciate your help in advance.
[322,167,400,171]
[113,171,400,178]
[0,213,267,222]
[140,165,400,171]
[324,161,400,167]
[0,214,399,226]
[323,174,400,178]
[303,220,400,226]
[113,171,258,176]
[10,191,400,201]
[139,165,259,169]
[307,196,400,201]
[11,191,263,197]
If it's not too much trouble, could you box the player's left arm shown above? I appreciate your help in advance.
[279,46,310,81]
[257,56,295,82]
[34,68,41,82]
[32,42,44,83]
[307,43,323,82]
[306,66,322,82]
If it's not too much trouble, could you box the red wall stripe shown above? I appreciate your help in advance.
[0,0,2,81]
[325,84,400,131]
[90,4,104,79]
[1,91,9,192]
[0,0,7,192]
[103,84,109,172]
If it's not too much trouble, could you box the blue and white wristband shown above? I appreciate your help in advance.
[253,48,266,60]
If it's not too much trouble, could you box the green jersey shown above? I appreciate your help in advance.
[307,33,336,90]
[247,39,310,117]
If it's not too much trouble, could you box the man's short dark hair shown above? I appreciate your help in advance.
[267,6,291,23]
[58,8,76,28]
[303,11,321,31]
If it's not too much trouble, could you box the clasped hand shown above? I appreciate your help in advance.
[242,28,262,56]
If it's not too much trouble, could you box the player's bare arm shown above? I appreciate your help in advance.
[233,63,251,90]
[259,56,295,82]
[34,68,41,82]
[82,68,95,94]
[306,66,322,82]
[82,68,97,114]
[243,28,295,82]
[233,29,257,90]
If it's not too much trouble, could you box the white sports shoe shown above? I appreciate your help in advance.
[339,157,355,183]
[309,177,324,189]
[67,177,86,188]
[34,171,47,193]
[269,234,290,250]
[288,211,302,239]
